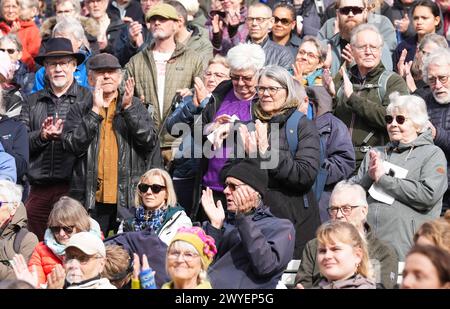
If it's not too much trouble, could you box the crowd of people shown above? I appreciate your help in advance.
[0,0,449,289]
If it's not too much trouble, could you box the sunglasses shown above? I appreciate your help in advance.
[338,6,364,15]
[273,16,292,26]
[50,225,75,234]
[138,183,166,194]
[384,115,407,125]
[0,48,16,54]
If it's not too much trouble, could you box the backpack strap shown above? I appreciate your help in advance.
[286,110,305,156]
[377,71,394,102]
[13,227,29,253]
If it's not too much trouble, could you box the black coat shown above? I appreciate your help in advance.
[63,91,157,214]
[19,82,91,185]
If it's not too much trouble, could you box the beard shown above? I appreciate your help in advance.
[339,19,360,39]
[433,91,450,104]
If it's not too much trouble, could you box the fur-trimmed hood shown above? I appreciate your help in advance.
[40,16,99,40]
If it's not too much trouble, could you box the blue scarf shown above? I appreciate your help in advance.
[305,68,323,86]
[132,206,168,232]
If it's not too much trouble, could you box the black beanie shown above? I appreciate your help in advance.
[221,158,268,198]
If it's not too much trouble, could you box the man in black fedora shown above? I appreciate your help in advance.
[63,53,158,236]
[19,37,92,240]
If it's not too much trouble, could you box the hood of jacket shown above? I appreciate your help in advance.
[386,128,434,153]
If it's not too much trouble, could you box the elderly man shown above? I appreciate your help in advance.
[201,158,295,289]
[63,53,157,236]
[0,180,38,281]
[332,24,408,170]
[125,3,203,165]
[20,37,91,240]
[423,48,450,215]
[246,2,294,69]
[295,181,399,289]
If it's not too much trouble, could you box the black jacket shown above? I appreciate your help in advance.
[63,91,157,214]
[19,82,91,185]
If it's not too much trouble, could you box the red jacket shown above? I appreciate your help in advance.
[28,242,62,286]
[0,19,41,71]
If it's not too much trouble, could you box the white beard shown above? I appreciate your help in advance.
[433,92,450,105]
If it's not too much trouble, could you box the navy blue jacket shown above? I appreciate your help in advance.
[205,206,295,289]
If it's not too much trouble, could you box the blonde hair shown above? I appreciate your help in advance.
[102,244,132,288]
[414,217,450,254]
[135,168,177,208]
[317,221,373,280]
[47,196,91,231]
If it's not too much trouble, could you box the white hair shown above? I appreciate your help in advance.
[350,23,383,47]
[226,43,265,72]
[386,92,429,133]
[177,0,199,18]
[330,180,368,207]
[0,180,23,203]
[422,48,450,83]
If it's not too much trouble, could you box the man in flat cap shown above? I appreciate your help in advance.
[63,53,158,236]
[19,37,92,240]
[125,3,203,167]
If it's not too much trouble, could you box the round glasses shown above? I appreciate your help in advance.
[297,49,319,60]
[167,250,199,262]
[138,183,166,194]
[428,75,449,85]
[385,115,407,125]
[256,85,286,96]
[327,205,361,216]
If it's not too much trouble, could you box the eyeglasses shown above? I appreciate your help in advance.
[204,71,229,80]
[338,6,364,15]
[56,9,74,15]
[297,49,319,60]
[256,85,286,96]
[327,205,361,216]
[352,44,381,53]
[384,115,407,125]
[168,250,200,262]
[50,225,75,234]
[230,74,254,83]
[0,48,16,54]
[225,182,247,191]
[245,17,271,24]
[45,59,74,70]
[138,183,166,194]
[428,75,449,85]
[273,16,292,26]
[65,253,103,265]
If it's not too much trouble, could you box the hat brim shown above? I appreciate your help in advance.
[35,51,86,66]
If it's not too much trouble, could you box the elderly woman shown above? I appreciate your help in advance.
[352,93,448,260]
[401,245,450,289]
[32,16,92,92]
[27,196,102,286]
[292,36,327,87]
[123,168,192,245]
[190,43,265,221]
[162,226,217,289]
[239,65,321,258]
[315,221,376,289]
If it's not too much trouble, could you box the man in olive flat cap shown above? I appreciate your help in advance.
[63,53,158,236]
[125,3,203,167]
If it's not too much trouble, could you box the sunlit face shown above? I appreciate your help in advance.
[246,6,273,43]
[318,239,362,281]
[140,0,161,14]
[329,192,367,229]
[19,3,37,21]
[427,63,450,104]
[52,224,78,245]
[64,247,105,284]
[296,41,322,75]
[223,176,257,213]
[203,63,230,92]
[44,56,77,91]
[138,175,167,210]
[386,110,419,144]
[413,6,440,38]
[1,0,19,22]
[0,38,21,62]
[86,0,108,19]
[221,0,240,11]
[257,75,287,116]
[230,68,257,100]
[148,16,177,40]
[351,30,382,74]
[271,7,295,40]
[166,241,202,286]
[55,1,77,17]
[336,0,366,37]
[401,253,448,289]
[0,194,17,228]
[88,68,122,95]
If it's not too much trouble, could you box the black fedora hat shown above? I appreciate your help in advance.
[35,38,85,66]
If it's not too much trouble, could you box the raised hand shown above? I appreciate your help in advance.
[212,14,223,33]
[201,187,225,229]
[122,77,135,110]
[226,9,240,26]
[397,49,408,77]
[238,124,257,155]
[232,185,259,215]
[193,77,208,107]
[11,254,38,288]
[394,13,409,33]
[322,68,336,97]
[368,149,384,182]
[292,61,304,82]
[92,75,104,114]
[323,44,332,70]
[126,18,144,48]
[255,119,269,154]
[342,44,354,68]
[47,264,66,289]
[340,66,353,99]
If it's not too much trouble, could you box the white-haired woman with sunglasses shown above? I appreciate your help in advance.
[351,92,447,261]
[122,168,192,245]
[27,196,102,287]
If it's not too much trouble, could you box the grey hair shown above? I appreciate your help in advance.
[226,43,265,72]
[301,35,328,63]
[386,92,429,133]
[0,180,23,203]
[423,48,450,83]
[350,23,383,47]
[54,0,81,15]
[0,33,23,52]
[330,180,368,207]
[176,0,199,18]
[258,65,305,108]
[418,33,449,51]
[52,16,88,44]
